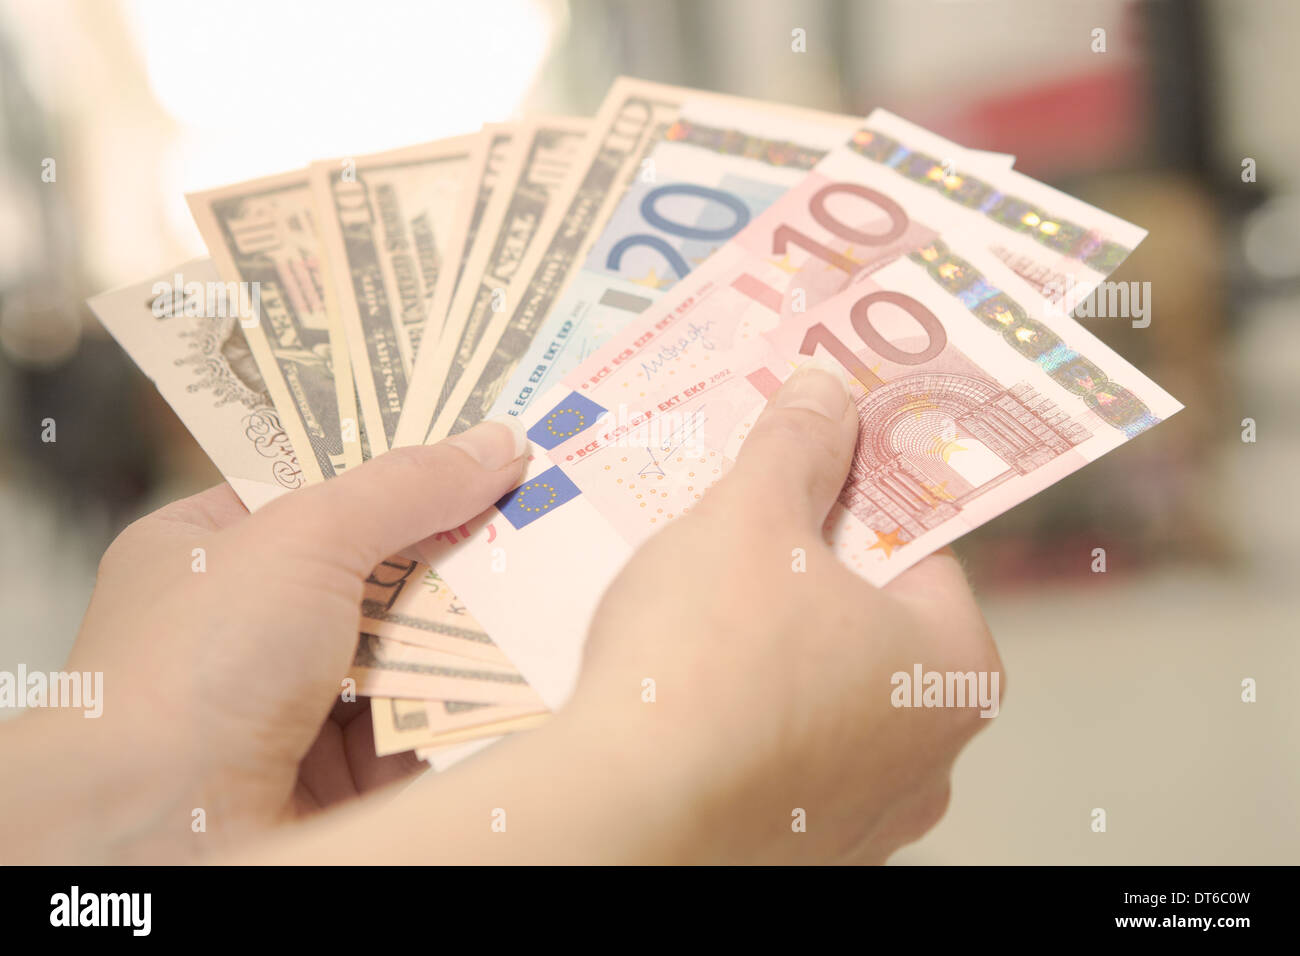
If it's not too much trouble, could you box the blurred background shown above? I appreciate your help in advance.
[0,0,1296,862]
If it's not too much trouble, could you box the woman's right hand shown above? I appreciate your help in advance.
[571,360,1004,863]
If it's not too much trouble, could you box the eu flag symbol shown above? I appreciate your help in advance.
[527,392,607,450]
[495,465,582,530]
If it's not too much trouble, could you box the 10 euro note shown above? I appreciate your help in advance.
[421,244,1181,710]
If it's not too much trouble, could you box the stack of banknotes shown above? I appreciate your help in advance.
[89,77,1181,771]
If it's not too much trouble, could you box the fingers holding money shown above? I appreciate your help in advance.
[236,417,529,579]
[703,357,860,538]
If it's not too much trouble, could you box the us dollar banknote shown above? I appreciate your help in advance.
[360,557,513,663]
[349,633,540,705]
[369,696,547,757]
[309,134,480,454]
[88,262,533,708]
[88,257,306,507]
[395,117,589,447]
[189,171,362,481]
[423,123,519,344]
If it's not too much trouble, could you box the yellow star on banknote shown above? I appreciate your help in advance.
[846,359,883,390]
[868,527,905,558]
[630,267,672,289]
[921,480,955,503]
[929,434,967,461]
[902,392,938,419]
[825,245,864,271]
[768,252,798,274]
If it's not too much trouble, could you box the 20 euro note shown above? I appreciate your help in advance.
[480,96,1019,428]
[560,104,1146,412]
[420,246,1181,710]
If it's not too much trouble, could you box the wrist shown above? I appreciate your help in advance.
[0,708,201,863]
[537,683,761,864]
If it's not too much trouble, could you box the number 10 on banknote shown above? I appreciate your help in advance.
[425,241,1181,710]
[531,245,1180,577]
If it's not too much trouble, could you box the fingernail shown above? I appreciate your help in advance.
[771,356,851,420]
[446,415,529,469]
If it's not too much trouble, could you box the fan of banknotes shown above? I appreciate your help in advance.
[88,77,1181,771]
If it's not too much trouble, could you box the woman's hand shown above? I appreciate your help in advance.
[0,418,527,863]
[570,360,1003,862]
[1,363,1000,865]
[240,362,1002,865]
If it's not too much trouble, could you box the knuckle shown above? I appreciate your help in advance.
[916,777,953,832]
[98,514,155,570]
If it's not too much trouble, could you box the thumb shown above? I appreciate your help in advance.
[720,356,859,532]
[237,416,528,576]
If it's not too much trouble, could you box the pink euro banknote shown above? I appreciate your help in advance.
[423,245,1181,709]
